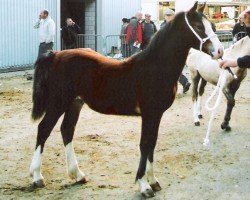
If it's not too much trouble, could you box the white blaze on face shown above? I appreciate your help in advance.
[202,17,224,58]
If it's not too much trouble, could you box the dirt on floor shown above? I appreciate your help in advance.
[0,71,249,200]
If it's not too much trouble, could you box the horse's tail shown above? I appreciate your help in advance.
[32,52,56,121]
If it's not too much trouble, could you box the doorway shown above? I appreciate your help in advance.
[60,0,85,48]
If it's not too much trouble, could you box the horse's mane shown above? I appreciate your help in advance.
[133,12,185,62]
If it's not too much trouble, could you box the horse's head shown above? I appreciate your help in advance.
[185,2,224,59]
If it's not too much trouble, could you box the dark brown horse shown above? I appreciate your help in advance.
[30,3,223,197]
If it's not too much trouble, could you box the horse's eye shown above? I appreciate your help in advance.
[196,24,204,30]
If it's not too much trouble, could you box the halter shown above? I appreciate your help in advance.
[184,13,217,51]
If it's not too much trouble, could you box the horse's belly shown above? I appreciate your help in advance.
[87,103,140,116]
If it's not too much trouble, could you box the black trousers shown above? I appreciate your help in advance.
[65,43,77,50]
[37,42,53,60]
[179,73,189,86]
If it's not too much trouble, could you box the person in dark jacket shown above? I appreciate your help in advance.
[220,56,250,69]
[120,18,129,58]
[232,13,247,41]
[61,18,80,49]
[220,10,250,69]
[141,14,157,50]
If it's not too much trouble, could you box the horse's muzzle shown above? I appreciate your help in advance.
[210,47,224,59]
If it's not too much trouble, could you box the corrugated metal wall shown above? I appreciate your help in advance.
[0,0,60,70]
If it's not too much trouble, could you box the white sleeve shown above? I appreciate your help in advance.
[45,20,55,43]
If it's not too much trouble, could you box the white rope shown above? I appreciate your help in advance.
[203,69,227,148]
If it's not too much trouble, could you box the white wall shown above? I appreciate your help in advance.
[0,0,60,69]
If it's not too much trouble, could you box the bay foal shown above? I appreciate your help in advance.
[30,3,223,197]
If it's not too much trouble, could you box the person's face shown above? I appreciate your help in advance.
[145,15,151,22]
[66,19,74,26]
[243,12,250,27]
[136,13,143,21]
[165,14,174,22]
[40,11,47,19]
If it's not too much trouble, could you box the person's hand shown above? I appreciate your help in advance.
[219,59,238,69]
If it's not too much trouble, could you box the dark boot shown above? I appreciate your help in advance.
[179,74,190,93]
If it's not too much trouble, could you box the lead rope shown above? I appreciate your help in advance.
[203,60,238,148]
[203,69,226,147]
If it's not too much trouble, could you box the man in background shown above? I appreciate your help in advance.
[141,13,157,50]
[27,9,55,80]
[160,8,175,29]
[120,18,129,58]
[125,12,143,56]
[61,18,80,49]
[34,9,55,59]
[220,10,250,69]
[232,10,248,41]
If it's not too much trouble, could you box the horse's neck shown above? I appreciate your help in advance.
[159,35,191,80]
[225,37,250,59]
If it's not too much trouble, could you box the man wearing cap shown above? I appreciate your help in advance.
[160,8,175,29]
[160,8,191,93]
[34,9,55,60]
[141,14,157,50]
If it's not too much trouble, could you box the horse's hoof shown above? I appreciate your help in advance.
[32,179,46,188]
[194,122,200,126]
[221,123,231,131]
[198,114,203,119]
[141,188,155,198]
[76,177,88,184]
[150,182,162,192]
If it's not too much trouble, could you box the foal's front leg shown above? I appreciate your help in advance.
[136,113,162,197]
[221,86,238,131]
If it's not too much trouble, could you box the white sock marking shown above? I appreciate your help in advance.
[146,160,158,185]
[65,142,85,182]
[30,145,44,182]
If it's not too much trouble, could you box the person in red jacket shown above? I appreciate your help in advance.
[125,12,143,56]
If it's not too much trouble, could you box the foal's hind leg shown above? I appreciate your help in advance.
[197,78,207,119]
[60,98,87,183]
[190,70,201,126]
[136,113,162,197]
[30,107,63,187]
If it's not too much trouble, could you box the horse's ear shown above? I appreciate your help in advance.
[198,3,206,13]
[189,1,198,13]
